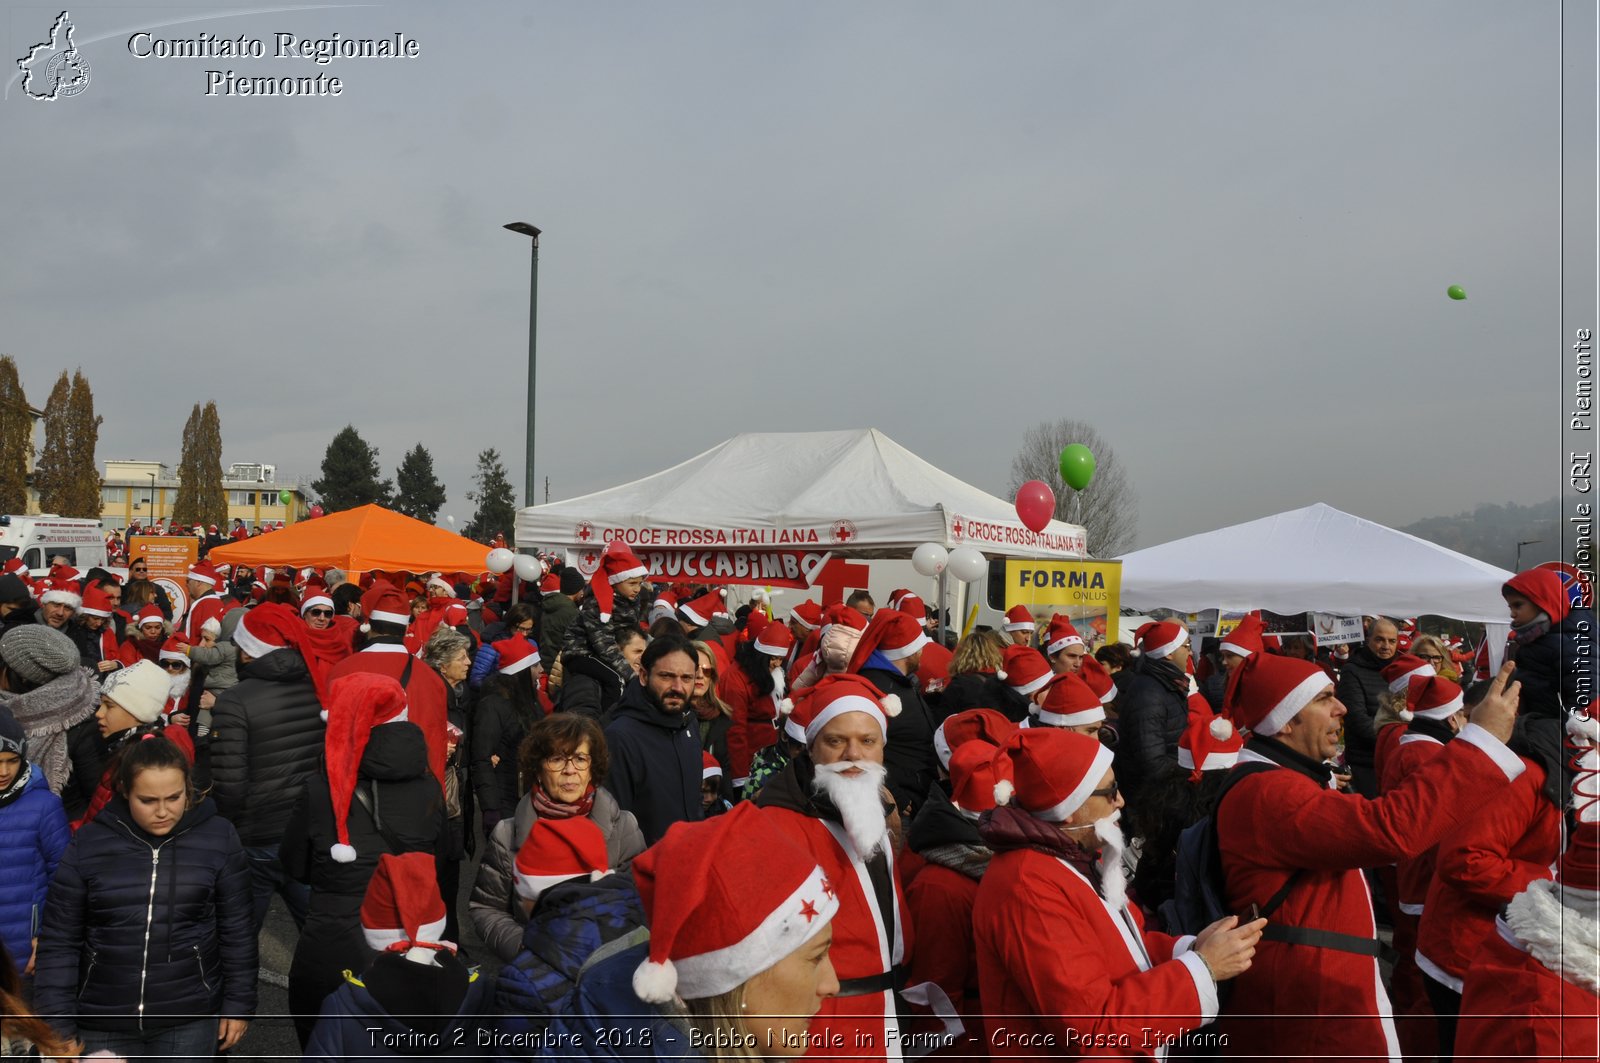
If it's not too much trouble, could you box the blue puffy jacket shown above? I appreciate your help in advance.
[0,768,69,965]
[34,796,257,1036]
[493,873,645,1054]
[539,938,698,1063]
[303,958,497,1061]
[469,643,503,689]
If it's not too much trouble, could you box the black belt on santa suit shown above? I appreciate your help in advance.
[836,964,909,998]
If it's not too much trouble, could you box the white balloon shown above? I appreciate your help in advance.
[445,515,456,526]
[911,542,948,578]
[513,553,544,581]
[485,547,515,574]
[946,546,988,583]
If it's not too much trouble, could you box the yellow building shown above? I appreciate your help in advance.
[100,459,311,531]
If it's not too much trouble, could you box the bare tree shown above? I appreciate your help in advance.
[1007,419,1138,557]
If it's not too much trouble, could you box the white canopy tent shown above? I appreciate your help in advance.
[1115,502,1514,663]
[516,428,1088,561]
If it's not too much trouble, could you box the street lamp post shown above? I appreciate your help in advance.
[1515,539,1543,572]
[148,473,158,523]
[504,223,542,508]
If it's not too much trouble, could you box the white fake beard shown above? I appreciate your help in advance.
[813,759,890,858]
[770,666,786,700]
[167,671,191,701]
[1093,811,1128,911]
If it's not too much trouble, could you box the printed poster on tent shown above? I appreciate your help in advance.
[1003,559,1122,645]
[1309,612,1364,645]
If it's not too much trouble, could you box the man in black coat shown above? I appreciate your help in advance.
[1335,616,1398,797]
[850,610,939,818]
[602,635,704,845]
[1112,621,1193,802]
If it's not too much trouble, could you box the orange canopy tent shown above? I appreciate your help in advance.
[208,505,493,574]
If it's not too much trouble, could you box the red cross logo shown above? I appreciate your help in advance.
[820,876,836,901]
[583,552,598,567]
[951,518,964,539]
[799,899,819,923]
[830,519,859,545]
[576,522,594,542]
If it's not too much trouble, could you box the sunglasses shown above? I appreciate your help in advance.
[161,660,189,672]
[306,609,334,618]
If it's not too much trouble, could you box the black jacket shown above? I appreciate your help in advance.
[860,663,939,818]
[1510,607,1599,718]
[59,716,109,823]
[540,594,579,665]
[1335,644,1389,770]
[35,796,256,1036]
[556,655,627,722]
[601,682,703,845]
[1112,656,1190,800]
[209,649,327,846]
[561,594,642,681]
[471,687,537,821]
[936,671,1031,725]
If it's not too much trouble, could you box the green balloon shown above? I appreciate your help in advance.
[1059,444,1096,491]
[1447,285,1467,301]
[279,489,293,505]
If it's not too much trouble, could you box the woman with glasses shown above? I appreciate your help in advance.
[1409,634,1460,682]
[468,712,645,962]
[421,626,475,945]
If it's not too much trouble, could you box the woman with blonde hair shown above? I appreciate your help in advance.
[1410,634,1460,682]
[938,629,1028,723]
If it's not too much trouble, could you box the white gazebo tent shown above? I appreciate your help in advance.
[1115,502,1514,664]
[516,428,1088,560]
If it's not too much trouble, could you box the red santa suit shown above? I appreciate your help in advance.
[916,641,952,698]
[327,642,448,787]
[972,728,1217,1059]
[717,664,779,785]
[1215,652,1524,1063]
[183,592,226,642]
[1415,758,1561,993]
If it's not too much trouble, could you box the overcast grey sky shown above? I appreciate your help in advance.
[1,0,1584,549]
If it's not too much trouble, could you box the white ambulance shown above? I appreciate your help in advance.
[0,515,109,576]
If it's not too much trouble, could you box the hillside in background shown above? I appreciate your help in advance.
[1401,498,1568,572]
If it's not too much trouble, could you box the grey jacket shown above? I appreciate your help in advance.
[467,786,646,963]
[187,607,244,691]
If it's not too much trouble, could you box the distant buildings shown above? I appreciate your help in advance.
[100,460,312,531]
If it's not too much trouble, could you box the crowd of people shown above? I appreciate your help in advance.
[0,539,1592,1061]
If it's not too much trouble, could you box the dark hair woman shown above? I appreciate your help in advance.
[35,736,256,1059]
[468,712,645,963]
[470,636,545,837]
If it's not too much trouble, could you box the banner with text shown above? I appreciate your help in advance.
[1309,612,1365,645]
[570,547,832,589]
[1003,559,1122,644]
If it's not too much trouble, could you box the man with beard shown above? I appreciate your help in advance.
[66,585,126,675]
[1214,650,1524,1060]
[602,635,704,845]
[36,576,80,632]
[973,727,1261,1058]
[756,673,924,1062]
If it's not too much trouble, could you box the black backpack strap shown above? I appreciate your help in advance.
[399,653,414,688]
[350,780,403,854]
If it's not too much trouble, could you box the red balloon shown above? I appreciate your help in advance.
[309,504,324,519]
[1014,479,1056,533]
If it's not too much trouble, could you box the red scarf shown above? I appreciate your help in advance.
[530,783,596,820]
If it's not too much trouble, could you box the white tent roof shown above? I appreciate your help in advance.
[1114,502,1514,623]
[516,429,1087,559]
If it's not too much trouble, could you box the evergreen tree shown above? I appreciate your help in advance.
[392,443,447,523]
[172,401,227,529]
[31,372,72,515]
[0,357,32,515]
[463,448,518,543]
[62,372,103,519]
[311,426,393,512]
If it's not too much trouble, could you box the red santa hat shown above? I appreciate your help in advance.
[1036,672,1106,729]
[496,635,541,675]
[820,603,867,634]
[38,577,81,611]
[299,591,334,615]
[1043,615,1084,656]
[1382,654,1436,694]
[702,751,723,781]
[588,543,647,623]
[159,636,190,665]
[949,740,1003,815]
[1078,655,1118,705]
[1177,699,1242,778]
[361,852,449,951]
[789,600,823,631]
[991,727,1114,823]
[133,604,166,631]
[885,589,913,611]
[777,673,900,745]
[514,816,610,904]
[933,707,1017,769]
[186,560,220,587]
[1400,674,1463,723]
[895,593,926,623]
[741,609,770,642]
[678,589,729,628]
[631,802,839,1003]
[78,585,115,619]
[324,673,410,863]
[1002,605,1034,634]
[361,582,412,628]
[1218,613,1265,659]
[539,570,562,597]
[647,590,679,624]
[426,573,456,596]
[1139,621,1188,660]
[1000,645,1052,697]
[752,622,794,658]
[1224,650,1331,736]
[845,610,931,674]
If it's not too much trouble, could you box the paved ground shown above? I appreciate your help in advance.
[234,853,504,1060]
